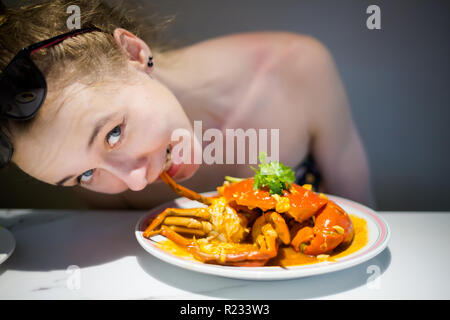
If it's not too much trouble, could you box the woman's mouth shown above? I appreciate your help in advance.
[162,144,181,178]
[163,145,173,172]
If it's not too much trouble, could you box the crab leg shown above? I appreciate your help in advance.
[145,223,280,267]
[158,225,192,247]
[159,171,213,205]
[154,224,279,266]
[143,207,211,238]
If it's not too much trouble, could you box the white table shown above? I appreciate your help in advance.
[0,209,449,299]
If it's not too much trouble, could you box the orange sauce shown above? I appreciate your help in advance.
[154,214,368,267]
[155,239,198,262]
[268,214,368,266]
[330,215,368,260]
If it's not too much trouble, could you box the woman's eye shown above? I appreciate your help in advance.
[78,169,95,184]
[106,125,122,147]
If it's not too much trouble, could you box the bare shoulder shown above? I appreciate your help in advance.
[188,31,325,56]
[167,32,329,79]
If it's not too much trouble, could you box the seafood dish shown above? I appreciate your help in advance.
[143,155,357,267]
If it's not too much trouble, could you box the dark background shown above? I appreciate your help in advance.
[1,0,449,211]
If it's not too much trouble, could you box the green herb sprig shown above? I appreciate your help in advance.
[251,152,296,195]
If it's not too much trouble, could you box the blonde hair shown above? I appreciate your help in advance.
[0,0,174,157]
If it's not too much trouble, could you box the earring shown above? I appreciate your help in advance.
[148,56,153,67]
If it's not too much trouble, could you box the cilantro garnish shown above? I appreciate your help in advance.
[251,152,296,195]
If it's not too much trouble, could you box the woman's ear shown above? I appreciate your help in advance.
[113,28,153,73]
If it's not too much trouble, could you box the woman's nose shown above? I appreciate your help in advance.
[126,166,148,191]
[105,156,149,191]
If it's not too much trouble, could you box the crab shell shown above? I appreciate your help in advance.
[217,178,329,223]
[217,178,355,255]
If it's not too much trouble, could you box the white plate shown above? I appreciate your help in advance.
[136,192,390,280]
[0,226,16,265]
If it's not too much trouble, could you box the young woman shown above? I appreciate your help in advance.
[0,0,374,209]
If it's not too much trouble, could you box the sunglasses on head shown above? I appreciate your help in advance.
[0,25,102,167]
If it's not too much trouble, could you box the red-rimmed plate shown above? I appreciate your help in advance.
[0,226,15,265]
[135,192,390,280]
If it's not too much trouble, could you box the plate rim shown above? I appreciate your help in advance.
[135,192,390,280]
[0,226,16,265]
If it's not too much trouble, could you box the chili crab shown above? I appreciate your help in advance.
[143,169,354,266]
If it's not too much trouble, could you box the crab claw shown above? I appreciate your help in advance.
[291,202,354,255]
[251,211,291,246]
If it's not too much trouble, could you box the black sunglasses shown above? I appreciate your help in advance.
[0,26,102,167]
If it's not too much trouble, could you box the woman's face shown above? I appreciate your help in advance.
[11,68,201,194]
